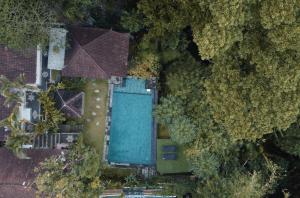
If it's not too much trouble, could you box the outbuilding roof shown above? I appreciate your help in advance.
[47,28,67,70]
[54,90,85,118]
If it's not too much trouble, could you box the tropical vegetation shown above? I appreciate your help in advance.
[0,0,299,197]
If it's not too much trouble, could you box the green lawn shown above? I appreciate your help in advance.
[82,79,108,158]
[157,139,191,174]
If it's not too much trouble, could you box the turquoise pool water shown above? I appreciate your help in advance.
[108,78,155,165]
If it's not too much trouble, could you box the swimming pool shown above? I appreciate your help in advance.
[108,77,155,165]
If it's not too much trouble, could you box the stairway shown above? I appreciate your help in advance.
[33,133,61,149]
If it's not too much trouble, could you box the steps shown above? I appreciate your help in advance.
[33,133,61,149]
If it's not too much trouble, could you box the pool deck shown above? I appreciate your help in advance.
[103,76,158,170]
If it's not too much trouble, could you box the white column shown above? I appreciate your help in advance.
[35,45,43,86]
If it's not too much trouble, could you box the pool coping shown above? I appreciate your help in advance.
[102,76,158,169]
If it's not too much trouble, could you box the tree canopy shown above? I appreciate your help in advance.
[0,0,55,49]
[138,0,300,142]
[35,136,104,197]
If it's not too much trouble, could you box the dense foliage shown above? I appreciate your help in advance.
[35,137,104,197]
[0,0,54,49]
[0,0,103,49]
[137,0,300,141]
[197,163,281,198]
[37,84,66,134]
[0,106,32,159]
[0,74,35,158]
[276,124,300,157]
[138,0,300,196]
[1,0,299,197]
[0,74,35,107]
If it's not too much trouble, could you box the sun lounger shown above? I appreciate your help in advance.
[162,145,177,152]
[162,153,177,160]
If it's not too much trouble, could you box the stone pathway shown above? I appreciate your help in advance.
[92,112,97,116]
[96,97,101,101]
[96,105,101,109]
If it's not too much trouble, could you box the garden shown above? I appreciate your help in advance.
[82,79,108,157]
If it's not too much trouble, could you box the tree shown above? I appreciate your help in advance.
[197,162,281,198]
[205,48,300,141]
[137,0,300,141]
[35,136,104,197]
[0,74,36,107]
[37,84,65,134]
[46,0,101,22]
[276,124,300,157]
[137,0,195,38]
[0,0,55,49]
[0,106,33,159]
[155,95,185,126]
[0,74,36,158]
[168,116,196,145]
[201,0,300,141]
[129,52,161,79]
[121,10,144,33]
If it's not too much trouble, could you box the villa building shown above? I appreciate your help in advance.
[0,26,130,146]
[0,26,131,197]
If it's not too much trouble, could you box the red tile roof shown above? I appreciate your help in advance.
[62,27,129,79]
[54,90,84,118]
[0,45,37,140]
[0,45,36,84]
[0,186,35,198]
[0,148,60,198]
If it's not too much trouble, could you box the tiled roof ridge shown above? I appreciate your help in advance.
[56,90,83,118]
[77,28,128,76]
[75,39,107,76]
[80,29,128,47]
[63,105,81,118]
[80,28,109,47]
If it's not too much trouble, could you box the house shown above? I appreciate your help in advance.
[0,44,48,142]
[0,148,60,198]
[0,26,130,196]
[59,26,129,79]
[0,26,129,143]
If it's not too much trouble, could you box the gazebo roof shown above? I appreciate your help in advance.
[54,90,84,118]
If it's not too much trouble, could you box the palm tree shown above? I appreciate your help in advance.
[0,105,33,159]
[0,74,36,107]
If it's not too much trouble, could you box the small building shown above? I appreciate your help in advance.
[54,89,85,118]
[47,28,67,71]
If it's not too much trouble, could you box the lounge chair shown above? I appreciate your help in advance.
[162,145,177,152]
[162,153,177,160]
